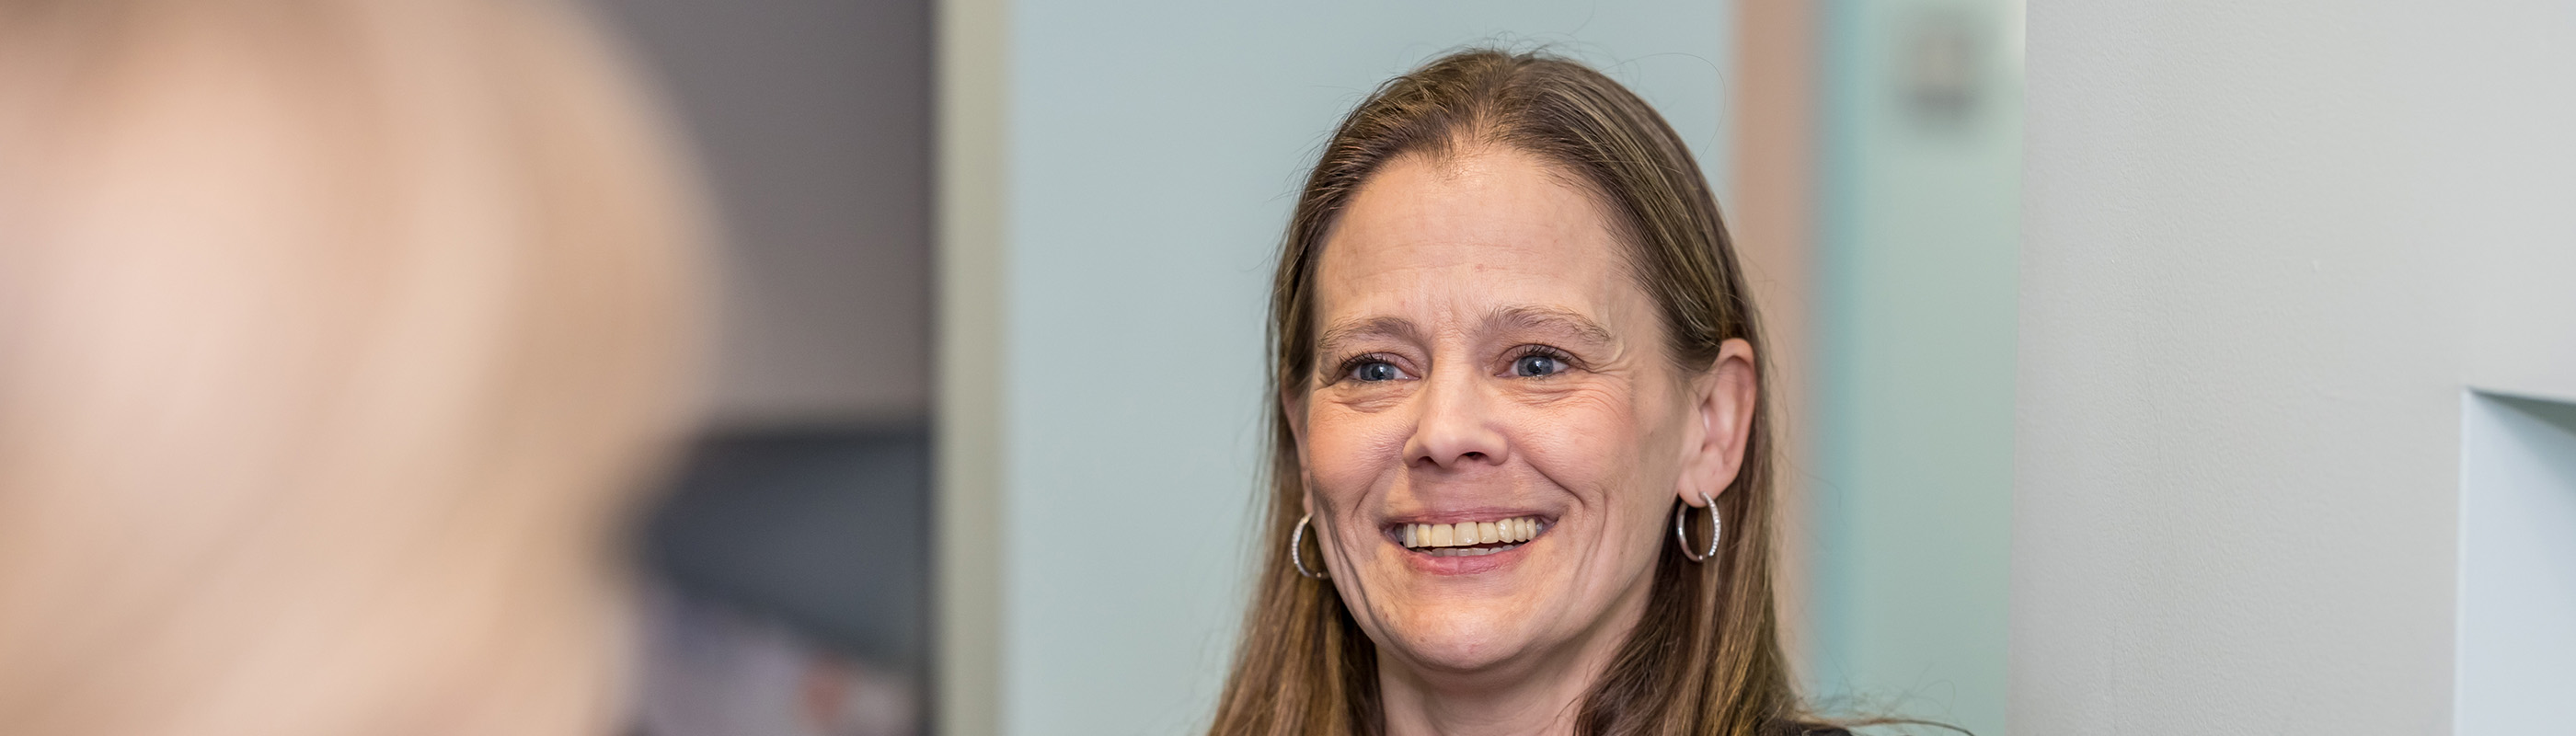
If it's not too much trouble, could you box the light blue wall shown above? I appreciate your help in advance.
[1810,1,2018,734]
[995,3,1728,732]
[2457,393,2576,736]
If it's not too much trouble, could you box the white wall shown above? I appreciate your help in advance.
[940,3,1731,732]
[2017,2,2576,733]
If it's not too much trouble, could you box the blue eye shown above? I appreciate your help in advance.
[1512,353,1562,377]
[1353,361,1400,382]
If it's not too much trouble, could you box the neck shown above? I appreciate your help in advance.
[1374,579,1654,736]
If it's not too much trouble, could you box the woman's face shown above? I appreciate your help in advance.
[1291,147,1751,681]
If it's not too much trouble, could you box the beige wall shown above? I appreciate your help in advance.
[1730,0,1819,674]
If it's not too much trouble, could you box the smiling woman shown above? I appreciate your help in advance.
[1209,50,1837,736]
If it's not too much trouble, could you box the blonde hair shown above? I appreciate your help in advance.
[0,0,708,733]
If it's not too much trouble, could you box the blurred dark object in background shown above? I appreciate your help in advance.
[635,586,917,736]
[638,427,930,736]
[596,0,935,730]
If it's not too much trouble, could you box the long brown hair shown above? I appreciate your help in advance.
[1208,49,1804,736]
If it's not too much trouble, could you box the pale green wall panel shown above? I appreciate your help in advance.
[1811,1,2019,734]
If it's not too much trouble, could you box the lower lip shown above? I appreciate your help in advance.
[1398,538,1535,575]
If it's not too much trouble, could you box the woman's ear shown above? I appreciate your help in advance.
[1677,339,1758,508]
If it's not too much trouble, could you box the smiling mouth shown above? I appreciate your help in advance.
[1394,516,1545,558]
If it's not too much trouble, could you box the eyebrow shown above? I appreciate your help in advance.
[1312,305,1617,359]
[1315,316,1421,359]
[1484,305,1616,347]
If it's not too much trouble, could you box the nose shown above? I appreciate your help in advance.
[1402,367,1509,469]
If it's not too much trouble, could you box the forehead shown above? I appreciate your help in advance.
[1313,149,1638,322]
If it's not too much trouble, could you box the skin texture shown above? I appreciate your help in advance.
[1287,148,1758,736]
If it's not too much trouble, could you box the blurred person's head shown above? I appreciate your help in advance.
[0,0,707,733]
[1213,50,1805,735]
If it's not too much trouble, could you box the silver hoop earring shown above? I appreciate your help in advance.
[1291,513,1329,580]
[1673,491,1721,563]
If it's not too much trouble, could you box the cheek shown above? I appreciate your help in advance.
[1514,394,1686,580]
[1300,408,1410,504]
[1510,387,1661,489]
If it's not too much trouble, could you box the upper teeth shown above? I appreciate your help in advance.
[1400,517,1540,548]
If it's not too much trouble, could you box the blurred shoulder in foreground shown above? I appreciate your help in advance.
[0,0,711,733]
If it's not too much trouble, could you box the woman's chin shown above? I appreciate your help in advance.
[1371,605,1553,674]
